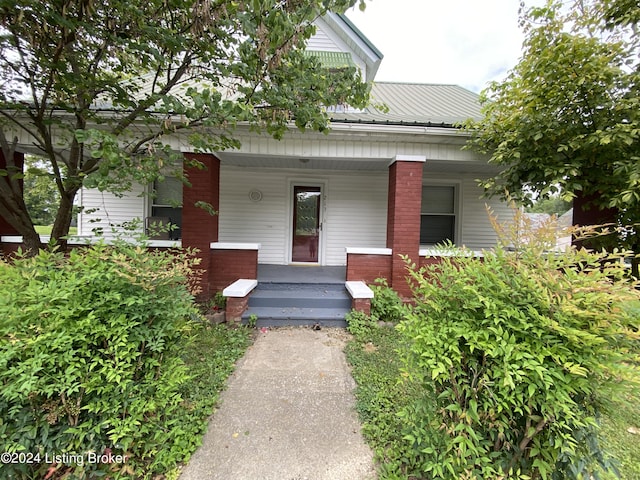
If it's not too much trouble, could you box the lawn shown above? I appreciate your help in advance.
[34,225,77,235]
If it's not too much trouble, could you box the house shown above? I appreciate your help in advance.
[1,13,513,323]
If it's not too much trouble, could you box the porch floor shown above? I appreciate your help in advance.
[257,264,346,284]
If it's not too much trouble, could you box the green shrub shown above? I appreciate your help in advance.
[346,309,377,338]
[0,244,201,479]
[370,278,405,323]
[397,225,639,479]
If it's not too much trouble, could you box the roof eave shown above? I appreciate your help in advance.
[324,12,383,81]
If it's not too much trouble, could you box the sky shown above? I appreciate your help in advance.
[345,1,537,93]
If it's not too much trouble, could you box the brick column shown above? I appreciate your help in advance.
[572,191,618,250]
[386,155,426,297]
[0,150,24,237]
[182,153,220,298]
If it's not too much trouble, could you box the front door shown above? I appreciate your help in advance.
[292,186,321,263]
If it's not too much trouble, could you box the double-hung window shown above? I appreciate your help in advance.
[149,177,182,240]
[420,185,457,246]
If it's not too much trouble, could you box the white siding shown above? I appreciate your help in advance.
[218,166,387,265]
[78,184,146,238]
[324,171,388,264]
[460,176,512,250]
[308,19,343,52]
[307,17,368,80]
[218,167,288,264]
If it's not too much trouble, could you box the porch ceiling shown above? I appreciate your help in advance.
[216,152,502,174]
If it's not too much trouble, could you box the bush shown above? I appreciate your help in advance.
[0,244,202,479]
[370,278,405,324]
[346,309,377,338]
[397,217,640,479]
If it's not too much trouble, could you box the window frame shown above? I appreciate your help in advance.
[148,176,183,240]
[420,181,461,247]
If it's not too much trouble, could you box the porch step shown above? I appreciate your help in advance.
[242,283,351,328]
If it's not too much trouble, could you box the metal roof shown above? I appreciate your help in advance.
[330,82,483,127]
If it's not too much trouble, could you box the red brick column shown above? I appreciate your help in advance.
[572,191,619,250]
[386,155,426,297]
[226,296,250,323]
[352,298,371,316]
[182,153,220,297]
[0,150,24,237]
[346,251,392,284]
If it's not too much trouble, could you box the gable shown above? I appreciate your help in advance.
[309,13,382,82]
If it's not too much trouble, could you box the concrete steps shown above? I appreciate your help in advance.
[242,283,350,328]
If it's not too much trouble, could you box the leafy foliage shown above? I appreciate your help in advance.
[466,0,639,209]
[397,212,640,479]
[0,0,370,252]
[526,194,572,217]
[370,278,405,324]
[345,316,426,479]
[465,0,640,262]
[0,243,234,478]
[22,155,60,226]
[346,309,378,339]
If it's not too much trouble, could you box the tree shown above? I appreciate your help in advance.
[22,155,59,226]
[0,0,369,253]
[465,0,639,267]
[526,193,572,217]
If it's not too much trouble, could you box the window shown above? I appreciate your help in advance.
[149,177,182,240]
[420,185,456,245]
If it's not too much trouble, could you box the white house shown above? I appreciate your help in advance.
[1,13,513,314]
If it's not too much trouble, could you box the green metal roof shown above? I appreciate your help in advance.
[330,82,483,127]
[304,50,355,69]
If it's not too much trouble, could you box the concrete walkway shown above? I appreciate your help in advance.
[178,327,376,480]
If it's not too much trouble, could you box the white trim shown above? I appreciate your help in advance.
[223,279,258,298]
[345,247,392,255]
[420,248,484,258]
[210,242,261,250]
[0,235,180,248]
[148,240,182,248]
[345,280,374,299]
[420,179,463,247]
[1,236,27,243]
[390,154,427,166]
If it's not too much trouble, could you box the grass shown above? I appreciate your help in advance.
[34,225,77,235]
[169,321,251,475]
[598,300,640,479]
[346,305,640,480]
[345,315,427,479]
[598,377,640,479]
[179,322,250,407]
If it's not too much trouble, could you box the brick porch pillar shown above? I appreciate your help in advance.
[182,153,220,298]
[386,155,426,298]
[572,191,619,250]
[0,150,24,236]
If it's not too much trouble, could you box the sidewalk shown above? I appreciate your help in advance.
[178,327,376,480]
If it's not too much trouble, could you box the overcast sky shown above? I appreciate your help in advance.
[345,1,539,93]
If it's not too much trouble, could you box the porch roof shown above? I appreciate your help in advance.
[330,82,483,127]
